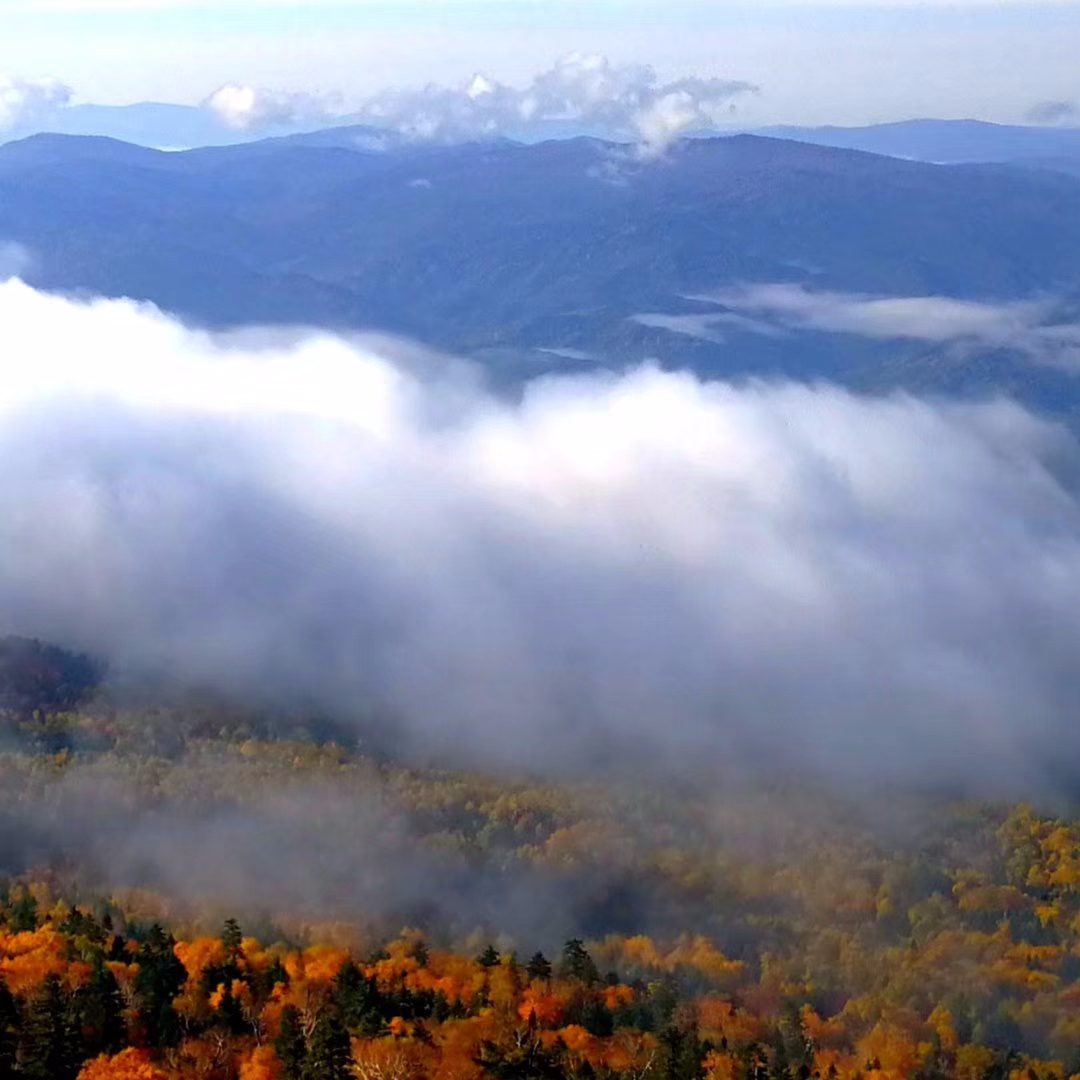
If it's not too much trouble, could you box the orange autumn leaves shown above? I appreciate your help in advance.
[0,909,1063,1080]
[0,925,69,995]
[79,1049,169,1080]
[13,796,1080,1080]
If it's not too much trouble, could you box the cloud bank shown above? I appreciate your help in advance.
[3,280,1080,794]
[207,54,756,153]
[359,54,756,153]
[2,55,753,154]
[0,72,71,131]
[204,83,345,131]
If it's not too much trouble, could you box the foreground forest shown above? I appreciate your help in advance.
[3,641,1080,1078]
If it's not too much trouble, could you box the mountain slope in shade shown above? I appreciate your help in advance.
[3,130,1080,412]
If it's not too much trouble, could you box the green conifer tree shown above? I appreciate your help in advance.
[19,974,81,1080]
[0,980,18,1080]
[274,1004,307,1080]
[301,1011,352,1080]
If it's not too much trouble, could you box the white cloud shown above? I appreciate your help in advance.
[640,284,1080,368]
[4,280,1080,792]
[204,83,344,130]
[347,53,756,151]
[0,72,71,130]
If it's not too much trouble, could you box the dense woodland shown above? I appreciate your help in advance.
[3,640,1080,1078]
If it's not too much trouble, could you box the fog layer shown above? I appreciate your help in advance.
[2,280,1080,792]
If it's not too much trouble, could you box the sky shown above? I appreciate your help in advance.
[0,1,1079,126]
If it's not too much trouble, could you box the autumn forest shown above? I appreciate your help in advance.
[2,638,1080,1080]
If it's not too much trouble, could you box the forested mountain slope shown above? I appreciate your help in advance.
[4,131,1080,410]
[1,693,1080,1080]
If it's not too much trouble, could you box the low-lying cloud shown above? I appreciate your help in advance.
[639,284,1080,368]
[0,765,598,943]
[4,280,1080,794]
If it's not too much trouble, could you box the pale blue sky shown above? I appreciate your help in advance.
[1,1,1079,125]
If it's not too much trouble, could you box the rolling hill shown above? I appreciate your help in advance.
[4,129,1080,410]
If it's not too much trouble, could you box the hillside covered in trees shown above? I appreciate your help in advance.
[2,644,1080,1080]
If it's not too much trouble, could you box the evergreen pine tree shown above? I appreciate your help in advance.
[302,1011,352,1080]
[526,952,552,981]
[221,918,244,967]
[559,939,599,985]
[332,963,382,1035]
[477,945,501,968]
[0,981,18,1080]
[134,924,186,1048]
[19,974,82,1080]
[658,1009,707,1080]
[475,1028,566,1079]
[7,891,37,934]
[75,958,126,1058]
[274,1004,307,1080]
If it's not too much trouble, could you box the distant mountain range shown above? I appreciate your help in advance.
[6,103,1080,171]
[0,102,330,149]
[756,118,1080,174]
[4,127,1080,414]
[0,103,624,152]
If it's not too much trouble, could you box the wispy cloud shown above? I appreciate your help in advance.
[0,243,31,279]
[638,284,1080,369]
[1027,99,1080,125]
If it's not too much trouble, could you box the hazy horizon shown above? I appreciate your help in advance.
[2,2,1080,132]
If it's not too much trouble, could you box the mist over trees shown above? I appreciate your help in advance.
[0,695,1078,1079]
[0,637,104,721]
